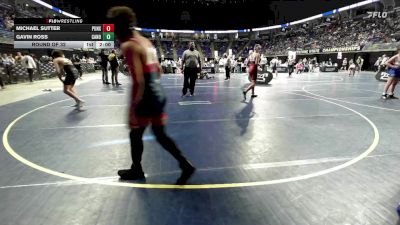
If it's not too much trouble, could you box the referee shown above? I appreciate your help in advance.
[181,42,201,97]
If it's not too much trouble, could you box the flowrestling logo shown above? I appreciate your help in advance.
[366,11,388,19]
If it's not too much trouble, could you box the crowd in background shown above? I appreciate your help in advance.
[0,3,400,89]
[0,47,397,90]
[0,0,14,31]
[0,51,102,89]
[263,14,399,55]
[0,52,38,88]
[152,10,400,59]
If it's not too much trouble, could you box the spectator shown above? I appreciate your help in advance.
[72,54,83,78]
[108,49,120,86]
[348,59,356,76]
[15,52,22,63]
[288,57,295,77]
[21,52,37,82]
[356,56,364,73]
[31,53,41,80]
[296,60,304,74]
[1,53,13,84]
[0,73,4,89]
[374,57,382,72]
[341,58,348,70]
[270,57,278,77]
[99,50,110,84]
[223,53,231,80]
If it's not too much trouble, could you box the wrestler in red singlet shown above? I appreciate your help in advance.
[248,53,258,81]
[243,44,262,100]
[107,6,195,185]
[124,36,168,128]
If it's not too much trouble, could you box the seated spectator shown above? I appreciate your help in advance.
[296,61,304,74]
[15,52,23,63]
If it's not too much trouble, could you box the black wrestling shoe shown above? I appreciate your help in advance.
[176,162,196,185]
[388,95,399,99]
[251,95,258,98]
[118,169,145,180]
[381,94,388,100]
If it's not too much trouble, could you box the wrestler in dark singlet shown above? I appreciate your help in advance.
[52,50,85,110]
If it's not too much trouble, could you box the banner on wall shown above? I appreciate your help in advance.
[275,46,363,56]
[322,46,361,53]
[296,50,309,54]
[308,49,320,54]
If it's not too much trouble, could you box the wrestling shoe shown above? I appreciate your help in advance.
[176,162,196,185]
[118,169,145,180]
[77,100,85,110]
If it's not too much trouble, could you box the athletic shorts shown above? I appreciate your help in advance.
[129,112,168,128]
[64,75,76,86]
[388,68,400,78]
[129,102,168,128]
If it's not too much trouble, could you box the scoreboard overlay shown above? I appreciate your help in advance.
[14,19,115,49]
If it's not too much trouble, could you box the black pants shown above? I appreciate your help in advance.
[288,65,294,76]
[111,67,118,84]
[130,126,187,172]
[27,68,34,82]
[101,66,108,83]
[0,75,4,87]
[225,66,230,79]
[183,67,198,95]
[4,65,12,84]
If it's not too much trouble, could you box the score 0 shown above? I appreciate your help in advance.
[102,24,114,32]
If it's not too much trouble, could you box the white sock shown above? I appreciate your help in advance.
[383,92,387,95]
[389,92,394,96]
